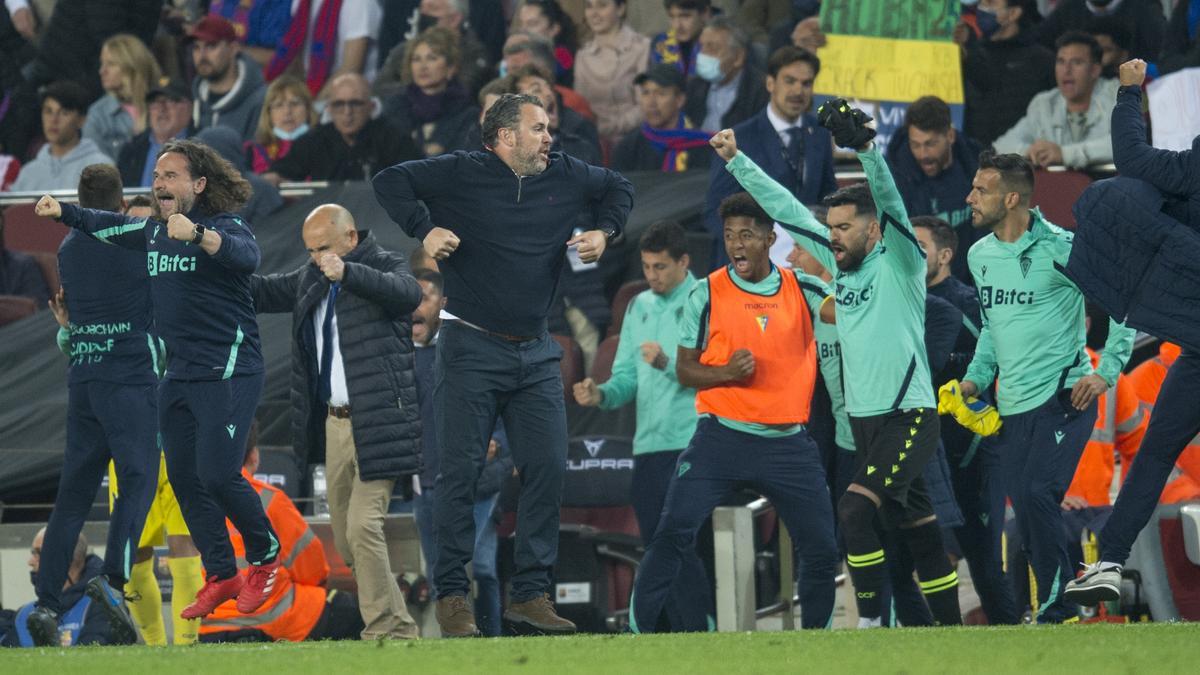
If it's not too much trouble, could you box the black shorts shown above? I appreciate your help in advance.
[848,407,939,528]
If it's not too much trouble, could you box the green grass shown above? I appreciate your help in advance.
[1,623,1197,674]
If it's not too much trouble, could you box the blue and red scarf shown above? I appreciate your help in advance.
[641,114,711,172]
[266,0,343,95]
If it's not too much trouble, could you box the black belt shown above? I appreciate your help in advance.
[328,404,351,419]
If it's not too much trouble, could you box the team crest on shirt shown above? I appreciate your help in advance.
[1019,255,1032,279]
[755,315,769,332]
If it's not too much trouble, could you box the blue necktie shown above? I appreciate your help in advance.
[318,283,339,404]
[786,126,806,187]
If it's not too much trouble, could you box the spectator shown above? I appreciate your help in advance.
[208,0,295,69]
[190,15,267,142]
[0,207,51,307]
[1087,16,1131,79]
[9,81,113,193]
[194,126,284,223]
[651,0,712,78]
[885,96,984,284]
[375,0,492,101]
[959,0,1055,146]
[704,46,835,268]
[511,65,602,165]
[246,75,316,175]
[249,203,423,640]
[1159,0,1200,76]
[265,0,384,93]
[0,529,133,646]
[613,63,711,172]
[117,77,195,188]
[266,73,418,183]
[382,27,480,158]
[83,34,161,162]
[994,31,1118,168]
[502,31,595,122]
[686,16,767,133]
[743,0,811,50]
[515,0,578,86]
[199,426,364,643]
[1034,0,1165,62]
[574,0,652,141]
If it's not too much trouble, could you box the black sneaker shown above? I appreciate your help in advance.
[84,576,139,645]
[25,605,60,647]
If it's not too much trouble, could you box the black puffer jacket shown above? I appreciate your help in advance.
[251,231,423,480]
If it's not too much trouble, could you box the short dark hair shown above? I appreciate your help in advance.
[767,45,820,79]
[1088,16,1133,53]
[415,268,443,294]
[504,32,559,77]
[77,164,123,212]
[519,1,577,51]
[125,195,154,212]
[664,0,711,10]
[1055,30,1102,65]
[157,139,251,215]
[718,192,773,233]
[639,220,689,260]
[821,183,877,219]
[40,80,91,115]
[242,419,259,465]
[481,93,543,148]
[905,96,952,134]
[977,149,1035,201]
[911,216,958,253]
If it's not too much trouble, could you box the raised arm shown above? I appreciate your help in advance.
[1111,60,1195,194]
[712,129,837,273]
[858,145,926,274]
[47,199,148,251]
[371,154,460,240]
[204,215,261,275]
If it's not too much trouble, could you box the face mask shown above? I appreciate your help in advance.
[273,124,309,141]
[975,8,1002,40]
[695,52,723,83]
[498,61,508,78]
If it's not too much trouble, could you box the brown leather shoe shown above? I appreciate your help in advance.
[503,594,577,635]
[435,595,479,638]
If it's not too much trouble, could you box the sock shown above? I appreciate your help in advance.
[904,520,962,626]
[168,556,204,645]
[839,491,887,621]
[1097,561,1122,572]
[125,559,165,646]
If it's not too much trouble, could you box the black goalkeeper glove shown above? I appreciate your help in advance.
[817,98,877,151]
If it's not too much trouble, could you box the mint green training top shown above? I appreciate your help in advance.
[726,146,935,417]
[963,210,1134,415]
[597,273,700,455]
[812,307,855,451]
[679,264,834,438]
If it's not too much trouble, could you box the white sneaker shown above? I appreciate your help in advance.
[856,616,882,629]
[1064,562,1122,606]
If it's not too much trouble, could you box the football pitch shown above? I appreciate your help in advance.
[2,622,1197,674]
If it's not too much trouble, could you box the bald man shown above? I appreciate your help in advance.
[250,204,424,640]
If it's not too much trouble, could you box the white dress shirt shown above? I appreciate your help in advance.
[314,295,349,407]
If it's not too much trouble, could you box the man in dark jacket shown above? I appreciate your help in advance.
[249,203,422,640]
[373,93,633,637]
[614,64,712,173]
[704,46,836,268]
[886,96,984,284]
[1033,0,1165,62]
[118,78,195,188]
[1065,58,1200,607]
[960,0,1055,146]
[684,17,768,133]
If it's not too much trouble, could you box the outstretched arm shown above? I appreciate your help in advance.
[1111,59,1195,195]
[41,197,148,251]
[858,145,926,275]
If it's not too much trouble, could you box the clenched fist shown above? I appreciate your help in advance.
[424,227,460,260]
[573,378,603,407]
[1119,59,1147,87]
[710,129,739,162]
[35,194,62,219]
[724,348,755,381]
[167,213,196,241]
[641,342,668,370]
[318,253,345,282]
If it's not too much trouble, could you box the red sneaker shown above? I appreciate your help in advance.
[181,575,244,620]
[237,560,281,614]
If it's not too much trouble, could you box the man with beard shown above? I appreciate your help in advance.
[189,15,266,141]
[960,150,1133,622]
[710,99,963,627]
[373,93,633,637]
[118,78,195,188]
[35,139,281,623]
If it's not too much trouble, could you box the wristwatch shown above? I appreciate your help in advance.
[601,227,618,242]
[190,223,207,245]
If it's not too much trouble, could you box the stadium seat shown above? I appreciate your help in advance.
[591,335,619,382]
[1,203,68,253]
[0,295,37,327]
[255,445,303,499]
[554,334,584,401]
[607,280,649,338]
[1123,502,1200,621]
[1031,169,1092,230]
[29,251,59,295]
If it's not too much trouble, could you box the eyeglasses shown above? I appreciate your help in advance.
[328,99,368,112]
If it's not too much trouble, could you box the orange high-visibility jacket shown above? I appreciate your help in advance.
[200,470,330,642]
[1123,343,1200,503]
[1067,349,1147,505]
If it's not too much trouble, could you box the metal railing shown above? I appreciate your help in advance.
[0,182,329,206]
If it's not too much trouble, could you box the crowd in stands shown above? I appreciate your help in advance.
[3,0,1200,638]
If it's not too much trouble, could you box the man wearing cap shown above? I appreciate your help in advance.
[118,77,196,188]
[613,64,712,173]
[189,15,267,142]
